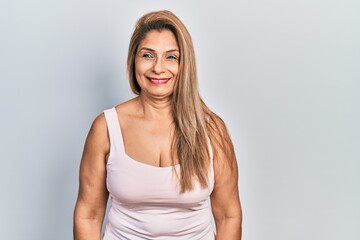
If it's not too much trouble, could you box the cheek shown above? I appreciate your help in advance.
[168,64,179,76]
[135,60,151,76]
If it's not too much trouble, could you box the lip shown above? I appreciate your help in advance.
[147,77,171,85]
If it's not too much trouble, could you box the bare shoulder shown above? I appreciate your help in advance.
[91,112,107,130]
[114,97,139,116]
[84,112,110,158]
[90,112,107,137]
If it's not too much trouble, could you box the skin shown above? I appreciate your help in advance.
[73,29,242,239]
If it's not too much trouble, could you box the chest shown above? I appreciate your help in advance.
[121,118,176,167]
[107,160,213,209]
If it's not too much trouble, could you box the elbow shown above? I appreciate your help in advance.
[214,211,242,239]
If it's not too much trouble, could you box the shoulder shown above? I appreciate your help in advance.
[207,112,229,140]
[206,112,237,169]
[114,97,140,117]
[90,98,137,137]
[83,97,135,160]
[86,112,109,150]
[90,111,107,134]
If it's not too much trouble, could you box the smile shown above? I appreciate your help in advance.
[147,77,171,85]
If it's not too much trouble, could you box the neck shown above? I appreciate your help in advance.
[137,94,173,120]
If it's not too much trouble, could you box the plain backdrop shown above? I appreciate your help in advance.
[0,0,359,239]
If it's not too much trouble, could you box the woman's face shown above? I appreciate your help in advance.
[135,29,180,99]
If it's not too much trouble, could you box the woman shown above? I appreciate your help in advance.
[74,10,242,240]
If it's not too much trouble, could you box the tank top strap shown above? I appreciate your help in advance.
[104,107,125,155]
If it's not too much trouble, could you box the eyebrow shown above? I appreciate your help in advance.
[138,47,179,53]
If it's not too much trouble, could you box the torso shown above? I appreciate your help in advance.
[102,105,215,240]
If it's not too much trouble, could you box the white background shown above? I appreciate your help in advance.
[0,0,359,239]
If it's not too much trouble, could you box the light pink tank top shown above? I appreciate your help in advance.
[102,108,215,240]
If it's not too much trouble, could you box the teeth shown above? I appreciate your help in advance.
[150,78,168,83]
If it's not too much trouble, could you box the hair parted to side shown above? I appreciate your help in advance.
[127,10,235,193]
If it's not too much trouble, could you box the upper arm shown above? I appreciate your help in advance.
[75,113,110,219]
[209,116,242,223]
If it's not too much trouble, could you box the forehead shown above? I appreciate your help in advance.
[138,30,179,51]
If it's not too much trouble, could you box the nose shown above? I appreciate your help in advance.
[152,57,165,74]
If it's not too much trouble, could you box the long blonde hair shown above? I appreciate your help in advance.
[127,10,233,192]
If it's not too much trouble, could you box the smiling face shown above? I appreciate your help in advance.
[135,29,180,99]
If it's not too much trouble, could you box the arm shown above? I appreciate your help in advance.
[209,117,242,240]
[73,114,110,240]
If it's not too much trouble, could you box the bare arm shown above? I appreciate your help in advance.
[73,114,110,240]
[209,117,242,240]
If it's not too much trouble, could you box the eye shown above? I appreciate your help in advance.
[166,55,178,61]
[142,52,154,59]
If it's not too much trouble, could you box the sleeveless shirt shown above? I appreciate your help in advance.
[102,108,215,240]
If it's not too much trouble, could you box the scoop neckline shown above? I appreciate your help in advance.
[123,152,180,170]
[112,107,180,170]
